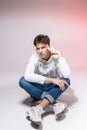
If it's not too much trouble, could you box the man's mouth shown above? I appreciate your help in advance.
[40,53,43,56]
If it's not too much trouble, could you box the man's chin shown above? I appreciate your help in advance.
[42,57,50,61]
[40,56,46,60]
[40,55,50,61]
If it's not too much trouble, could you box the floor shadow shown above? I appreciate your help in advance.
[21,96,41,107]
[30,122,43,130]
[58,87,79,107]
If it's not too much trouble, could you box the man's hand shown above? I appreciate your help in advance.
[45,77,69,91]
[51,79,69,91]
[47,46,61,58]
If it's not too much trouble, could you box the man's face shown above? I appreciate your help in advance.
[35,43,51,60]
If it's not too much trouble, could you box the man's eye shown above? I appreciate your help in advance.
[36,48,39,50]
[41,47,45,49]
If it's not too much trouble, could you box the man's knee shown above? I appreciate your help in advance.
[65,78,71,86]
[19,76,24,88]
[60,77,71,86]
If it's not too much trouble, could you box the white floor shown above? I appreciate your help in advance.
[0,72,87,130]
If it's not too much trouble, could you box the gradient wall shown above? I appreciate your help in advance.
[0,0,87,74]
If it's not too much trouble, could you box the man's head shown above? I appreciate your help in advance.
[33,34,50,46]
[33,34,51,60]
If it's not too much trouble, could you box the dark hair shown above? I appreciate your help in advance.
[33,34,50,46]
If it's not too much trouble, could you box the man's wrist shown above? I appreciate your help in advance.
[44,77,53,83]
[56,51,61,58]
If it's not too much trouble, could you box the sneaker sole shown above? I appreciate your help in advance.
[30,118,41,126]
[55,107,68,120]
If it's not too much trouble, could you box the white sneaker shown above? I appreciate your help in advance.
[26,106,43,125]
[53,102,67,120]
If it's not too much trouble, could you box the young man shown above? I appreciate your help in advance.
[19,34,71,125]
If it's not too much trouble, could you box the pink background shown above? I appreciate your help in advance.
[0,0,87,73]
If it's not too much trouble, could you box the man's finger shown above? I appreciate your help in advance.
[64,81,69,86]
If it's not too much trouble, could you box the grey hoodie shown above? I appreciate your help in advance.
[24,53,71,84]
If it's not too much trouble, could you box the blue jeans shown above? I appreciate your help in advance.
[19,77,70,103]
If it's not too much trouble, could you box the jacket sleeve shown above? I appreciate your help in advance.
[24,54,46,84]
[58,57,71,78]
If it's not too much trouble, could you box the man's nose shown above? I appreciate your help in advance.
[39,48,42,52]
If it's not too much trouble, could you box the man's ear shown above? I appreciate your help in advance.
[46,44,50,49]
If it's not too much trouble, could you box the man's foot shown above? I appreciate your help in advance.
[26,106,43,125]
[53,102,67,120]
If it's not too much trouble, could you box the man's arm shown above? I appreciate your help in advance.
[46,46,71,90]
[47,46,61,58]
[48,46,71,78]
[24,54,46,84]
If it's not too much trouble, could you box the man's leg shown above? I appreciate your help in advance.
[30,77,70,109]
[47,77,70,102]
[19,77,43,101]
[36,77,70,121]
[23,77,70,125]
[46,77,70,119]
[26,97,50,125]
[36,98,50,109]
